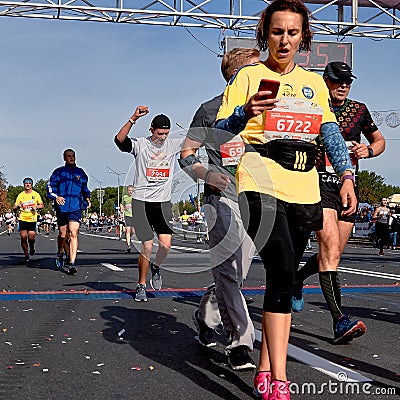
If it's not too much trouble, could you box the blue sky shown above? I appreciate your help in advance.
[0,15,399,192]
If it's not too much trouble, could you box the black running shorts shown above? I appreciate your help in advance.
[132,199,173,242]
[320,180,359,223]
[18,220,37,232]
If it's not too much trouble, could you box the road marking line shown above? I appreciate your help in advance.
[101,263,124,271]
[338,266,400,280]
[254,329,372,383]
[81,232,209,254]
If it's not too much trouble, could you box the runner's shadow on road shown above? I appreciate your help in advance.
[308,301,400,325]
[100,306,254,399]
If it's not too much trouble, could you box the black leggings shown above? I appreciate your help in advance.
[238,191,322,313]
[375,222,389,252]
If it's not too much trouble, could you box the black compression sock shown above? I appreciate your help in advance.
[319,271,343,323]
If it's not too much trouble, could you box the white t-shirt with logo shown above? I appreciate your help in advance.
[129,136,183,202]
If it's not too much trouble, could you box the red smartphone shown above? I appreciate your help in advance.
[258,79,280,100]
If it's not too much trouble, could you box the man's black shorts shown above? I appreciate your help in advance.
[132,199,173,242]
[320,180,359,223]
[124,216,134,227]
[18,220,37,232]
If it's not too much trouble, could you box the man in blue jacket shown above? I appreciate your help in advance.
[47,149,91,274]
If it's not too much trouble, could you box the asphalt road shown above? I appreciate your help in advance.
[0,227,399,399]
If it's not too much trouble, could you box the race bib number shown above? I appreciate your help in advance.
[22,200,35,210]
[325,141,356,174]
[146,167,170,181]
[146,160,171,182]
[264,97,323,142]
[220,135,245,166]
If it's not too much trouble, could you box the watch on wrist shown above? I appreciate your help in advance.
[368,147,374,158]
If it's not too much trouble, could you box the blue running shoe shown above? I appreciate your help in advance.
[55,253,64,270]
[291,294,304,313]
[333,314,366,344]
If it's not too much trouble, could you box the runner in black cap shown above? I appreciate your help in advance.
[114,106,183,302]
[293,61,386,343]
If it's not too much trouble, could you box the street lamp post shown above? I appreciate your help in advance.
[106,166,126,217]
[91,175,104,217]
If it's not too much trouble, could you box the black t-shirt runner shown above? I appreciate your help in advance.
[316,98,378,192]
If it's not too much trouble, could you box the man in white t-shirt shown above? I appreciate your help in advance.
[44,211,53,235]
[114,106,183,302]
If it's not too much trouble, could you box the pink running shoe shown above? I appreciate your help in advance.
[270,380,290,400]
[253,371,272,399]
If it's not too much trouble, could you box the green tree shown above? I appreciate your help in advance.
[357,170,400,205]
[33,179,53,211]
[7,184,24,207]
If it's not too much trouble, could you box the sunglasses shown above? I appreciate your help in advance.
[331,78,353,85]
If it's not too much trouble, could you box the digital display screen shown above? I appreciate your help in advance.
[295,42,353,70]
[224,38,353,70]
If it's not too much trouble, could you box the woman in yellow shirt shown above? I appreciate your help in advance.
[215,0,357,398]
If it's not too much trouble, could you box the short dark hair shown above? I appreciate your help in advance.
[256,0,312,53]
[63,148,75,159]
[221,48,260,82]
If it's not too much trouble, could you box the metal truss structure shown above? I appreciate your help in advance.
[0,0,399,40]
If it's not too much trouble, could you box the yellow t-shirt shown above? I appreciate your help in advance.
[217,63,337,204]
[15,190,43,222]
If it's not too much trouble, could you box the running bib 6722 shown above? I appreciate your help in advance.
[264,97,323,142]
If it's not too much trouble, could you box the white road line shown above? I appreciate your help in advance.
[254,329,372,383]
[338,266,400,280]
[81,232,209,253]
[101,263,124,271]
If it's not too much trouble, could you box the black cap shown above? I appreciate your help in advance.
[151,114,171,129]
[323,62,357,81]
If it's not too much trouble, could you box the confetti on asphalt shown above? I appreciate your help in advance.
[2,328,7,333]
[5,342,12,345]
[131,367,141,371]
[42,369,49,372]
[92,371,101,375]
[219,374,225,378]
[118,329,126,336]
[33,363,41,367]
[149,366,155,371]
[84,356,91,360]
[96,363,104,367]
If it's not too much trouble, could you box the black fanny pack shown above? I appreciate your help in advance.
[245,139,317,172]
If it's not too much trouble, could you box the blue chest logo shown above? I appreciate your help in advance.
[302,86,314,99]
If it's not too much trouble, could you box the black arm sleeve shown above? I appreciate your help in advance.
[114,135,132,153]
